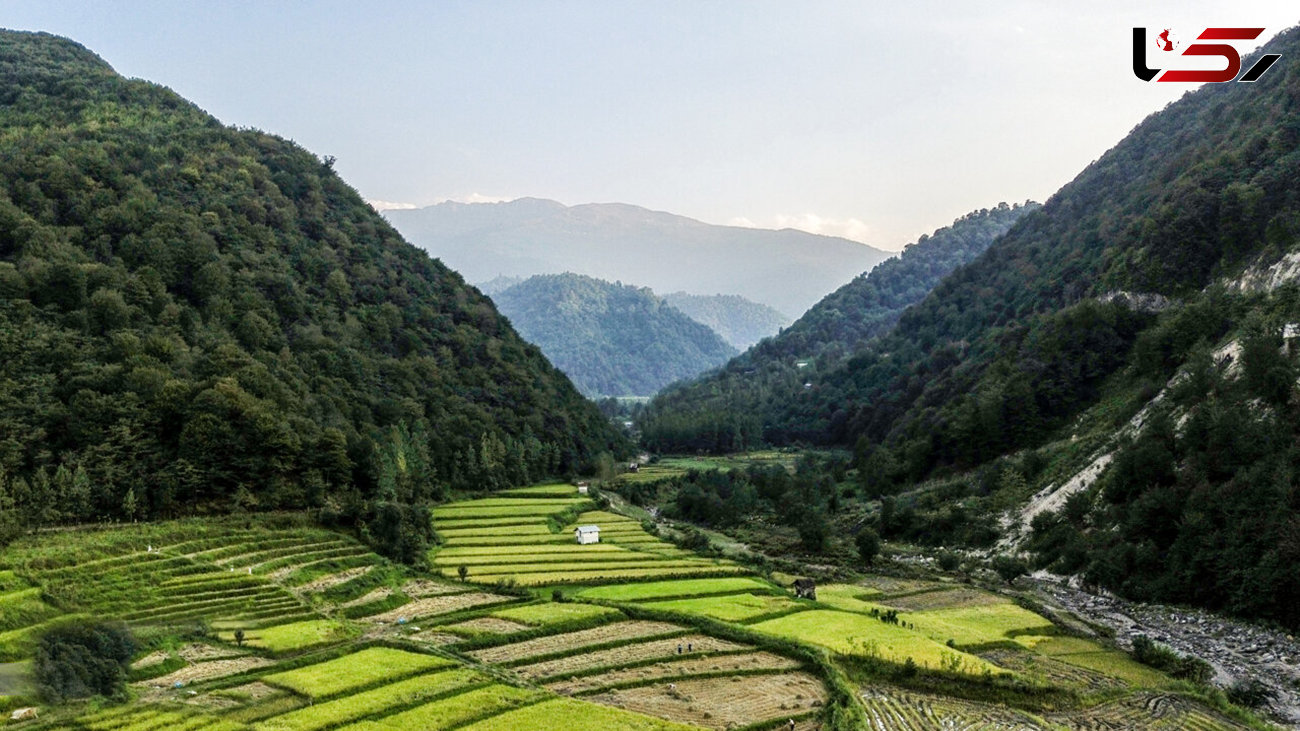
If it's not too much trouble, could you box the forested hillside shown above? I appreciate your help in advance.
[492,273,737,397]
[642,203,1035,452]
[0,31,625,534]
[660,291,791,349]
[648,27,1300,630]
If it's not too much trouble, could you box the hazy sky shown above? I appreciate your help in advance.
[2,1,1296,249]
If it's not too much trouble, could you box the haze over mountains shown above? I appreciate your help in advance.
[385,198,890,317]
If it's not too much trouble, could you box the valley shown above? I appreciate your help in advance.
[0,484,1273,730]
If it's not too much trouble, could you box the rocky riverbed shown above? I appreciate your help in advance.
[1030,576,1300,728]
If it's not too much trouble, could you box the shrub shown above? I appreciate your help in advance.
[34,620,135,703]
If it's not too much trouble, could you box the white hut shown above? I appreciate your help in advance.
[574,525,601,545]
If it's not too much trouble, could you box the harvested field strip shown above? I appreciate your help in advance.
[434,551,651,567]
[1045,692,1251,730]
[548,651,802,695]
[442,617,532,635]
[579,577,775,601]
[879,586,1010,611]
[585,671,827,730]
[342,683,542,731]
[490,603,622,626]
[469,620,682,664]
[138,655,276,687]
[640,593,803,623]
[205,539,344,564]
[360,592,514,623]
[979,648,1122,690]
[435,544,629,557]
[289,566,372,592]
[512,633,751,680]
[252,547,371,572]
[270,555,375,581]
[456,697,697,731]
[255,668,484,731]
[478,566,748,586]
[463,560,719,576]
[262,647,453,699]
[859,685,1042,730]
[216,542,356,568]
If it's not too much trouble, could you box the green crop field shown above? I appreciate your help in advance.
[491,602,622,626]
[258,668,484,731]
[262,647,452,698]
[750,610,999,673]
[578,576,775,601]
[343,684,542,731]
[222,619,355,653]
[640,592,803,622]
[0,491,1216,731]
[457,697,698,731]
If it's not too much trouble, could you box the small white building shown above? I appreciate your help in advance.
[577,484,589,495]
[575,525,600,545]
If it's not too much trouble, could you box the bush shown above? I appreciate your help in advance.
[1130,635,1212,684]
[1226,678,1273,708]
[34,621,135,703]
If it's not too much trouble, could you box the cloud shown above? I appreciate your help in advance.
[367,199,418,211]
[458,193,509,204]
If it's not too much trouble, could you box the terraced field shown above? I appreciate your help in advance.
[429,491,746,585]
[0,486,1267,730]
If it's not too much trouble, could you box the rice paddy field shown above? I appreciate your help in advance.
[0,485,1264,730]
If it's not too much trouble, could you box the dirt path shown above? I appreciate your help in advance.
[1030,577,1300,728]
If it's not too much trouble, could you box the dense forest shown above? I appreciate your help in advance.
[491,273,737,397]
[660,291,791,350]
[0,31,626,540]
[641,203,1035,452]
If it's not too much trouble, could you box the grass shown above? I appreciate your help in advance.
[815,584,1054,647]
[640,592,803,622]
[491,603,622,626]
[578,577,774,601]
[258,668,484,731]
[1013,635,1169,687]
[456,697,699,731]
[222,619,354,653]
[344,684,542,731]
[750,610,1000,674]
[261,647,452,698]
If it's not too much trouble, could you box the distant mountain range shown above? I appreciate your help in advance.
[385,198,890,316]
[491,274,737,398]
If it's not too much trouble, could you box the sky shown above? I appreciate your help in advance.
[1,1,1296,250]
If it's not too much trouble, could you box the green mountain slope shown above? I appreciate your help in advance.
[649,27,1300,629]
[660,292,791,349]
[642,203,1035,452]
[492,273,737,397]
[0,30,625,528]
[386,198,891,316]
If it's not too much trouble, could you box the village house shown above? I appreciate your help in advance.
[575,525,600,545]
